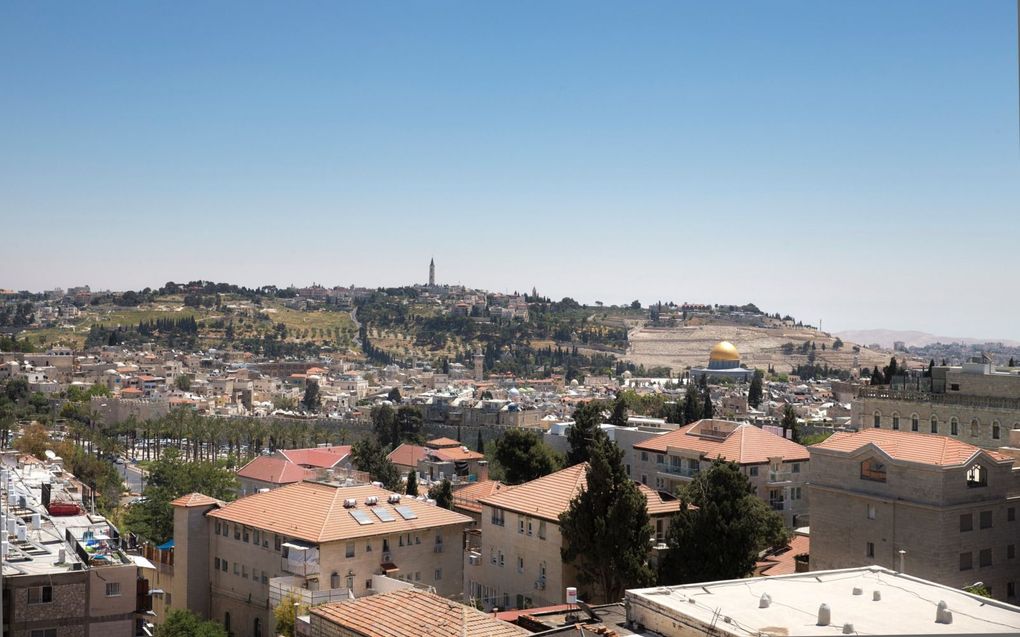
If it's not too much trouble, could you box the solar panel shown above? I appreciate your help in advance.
[349,509,374,525]
[373,507,396,522]
[394,505,417,520]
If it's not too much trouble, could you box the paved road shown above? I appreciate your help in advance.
[116,460,146,494]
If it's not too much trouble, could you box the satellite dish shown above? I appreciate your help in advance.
[44,450,57,460]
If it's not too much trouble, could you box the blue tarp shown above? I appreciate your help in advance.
[157,539,175,550]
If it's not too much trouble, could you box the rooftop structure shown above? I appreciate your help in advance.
[626,566,1020,636]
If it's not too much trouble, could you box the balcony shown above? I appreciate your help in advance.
[768,471,792,484]
[770,500,786,512]
[657,463,700,479]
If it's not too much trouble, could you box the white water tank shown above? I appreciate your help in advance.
[566,587,578,604]
[32,513,41,530]
[16,525,27,541]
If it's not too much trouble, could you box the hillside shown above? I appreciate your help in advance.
[834,329,1020,349]
[625,323,892,374]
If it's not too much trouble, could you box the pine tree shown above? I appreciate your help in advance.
[559,439,656,602]
[748,370,763,409]
[781,405,799,442]
[406,470,418,497]
[476,429,484,454]
[701,387,714,419]
[682,382,700,424]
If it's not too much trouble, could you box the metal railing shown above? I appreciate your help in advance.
[657,462,700,478]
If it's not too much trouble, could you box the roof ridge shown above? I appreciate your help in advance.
[318,485,345,542]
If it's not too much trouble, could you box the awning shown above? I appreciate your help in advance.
[380,562,399,573]
[156,539,174,551]
[130,555,157,570]
[282,541,316,551]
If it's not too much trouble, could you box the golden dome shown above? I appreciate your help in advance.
[709,341,740,362]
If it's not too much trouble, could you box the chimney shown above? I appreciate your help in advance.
[897,549,906,573]
[477,461,489,483]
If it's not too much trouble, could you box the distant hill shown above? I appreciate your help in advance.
[834,329,1020,349]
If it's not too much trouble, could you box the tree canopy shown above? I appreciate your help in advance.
[492,428,561,485]
[351,437,402,491]
[658,460,788,585]
[157,609,228,637]
[428,479,453,509]
[747,370,763,409]
[560,439,655,602]
[567,400,609,466]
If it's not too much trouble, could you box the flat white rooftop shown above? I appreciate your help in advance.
[627,566,1020,636]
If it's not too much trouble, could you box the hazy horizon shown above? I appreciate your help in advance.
[3,2,1018,338]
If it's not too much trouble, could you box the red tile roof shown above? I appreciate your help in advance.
[429,446,485,462]
[388,443,428,468]
[811,429,1012,467]
[452,480,506,514]
[479,463,682,522]
[207,482,472,543]
[634,419,809,464]
[237,455,316,485]
[427,437,463,448]
[170,493,223,508]
[756,534,810,576]
[310,589,528,637]
[280,446,352,468]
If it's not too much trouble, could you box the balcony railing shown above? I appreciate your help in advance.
[657,463,700,478]
[770,500,786,511]
[768,471,792,483]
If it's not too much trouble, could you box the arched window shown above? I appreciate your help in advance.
[951,417,958,436]
[873,411,881,428]
[911,414,919,431]
[970,419,979,438]
[966,464,987,488]
[254,618,262,637]
[891,413,900,430]
[992,421,1000,440]
[930,415,938,433]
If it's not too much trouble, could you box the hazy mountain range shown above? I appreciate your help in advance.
[835,329,1020,349]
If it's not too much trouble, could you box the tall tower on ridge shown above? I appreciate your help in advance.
[429,258,435,287]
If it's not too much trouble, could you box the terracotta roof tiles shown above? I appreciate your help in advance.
[634,419,809,464]
[236,455,316,485]
[811,429,1012,467]
[170,493,223,508]
[310,589,527,637]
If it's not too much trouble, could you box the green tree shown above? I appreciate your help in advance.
[567,400,609,466]
[387,387,402,403]
[174,375,192,391]
[301,380,321,412]
[123,448,238,543]
[394,405,425,445]
[351,437,402,490]
[492,428,561,485]
[273,594,306,637]
[609,395,628,427]
[701,387,714,419]
[371,404,397,447]
[476,429,484,454]
[14,422,52,459]
[428,479,453,509]
[682,382,700,424]
[781,405,799,443]
[560,439,655,603]
[156,609,228,637]
[406,469,418,497]
[659,460,789,584]
[869,366,884,386]
[883,356,899,383]
[747,370,763,409]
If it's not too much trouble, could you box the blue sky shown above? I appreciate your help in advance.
[2,1,1018,338]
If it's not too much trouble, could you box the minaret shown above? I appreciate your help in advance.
[473,348,484,382]
[429,258,435,287]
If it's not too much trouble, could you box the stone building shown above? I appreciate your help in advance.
[171,482,472,637]
[808,429,1020,602]
[631,419,810,527]
[467,463,681,611]
[852,360,1020,450]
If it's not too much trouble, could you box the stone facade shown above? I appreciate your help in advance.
[809,444,1020,602]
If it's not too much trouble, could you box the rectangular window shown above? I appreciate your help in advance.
[538,520,546,540]
[867,504,876,520]
[221,558,228,572]
[498,551,504,567]
[866,542,875,558]
[979,510,993,529]
[242,565,248,578]
[791,463,800,474]
[275,534,282,551]
[979,548,992,567]
[253,530,260,545]
[28,586,53,604]
[749,466,758,477]
[233,562,239,575]
[435,568,443,581]
[234,525,241,540]
[1009,507,1016,522]
[527,520,533,536]
[1008,582,1016,599]
[860,459,886,482]
[346,542,355,558]
[517,556,524,573]
[640,451,648,461]
[106,582,121,596]
[30,630,57,637]
[960,552,973,571]
[243,527,250,543]
[215,521,221,534]
[960,513,973,532]
[214,557,221,570]
[656,454,664,464]
[518,517,525,534]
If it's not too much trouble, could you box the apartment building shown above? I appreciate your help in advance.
[631,419,810,527]
[1,455,149,637]
[809,429,1020,602]
[853,359,1020,450]
[172,481,473,637]
[468,463,681,611]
